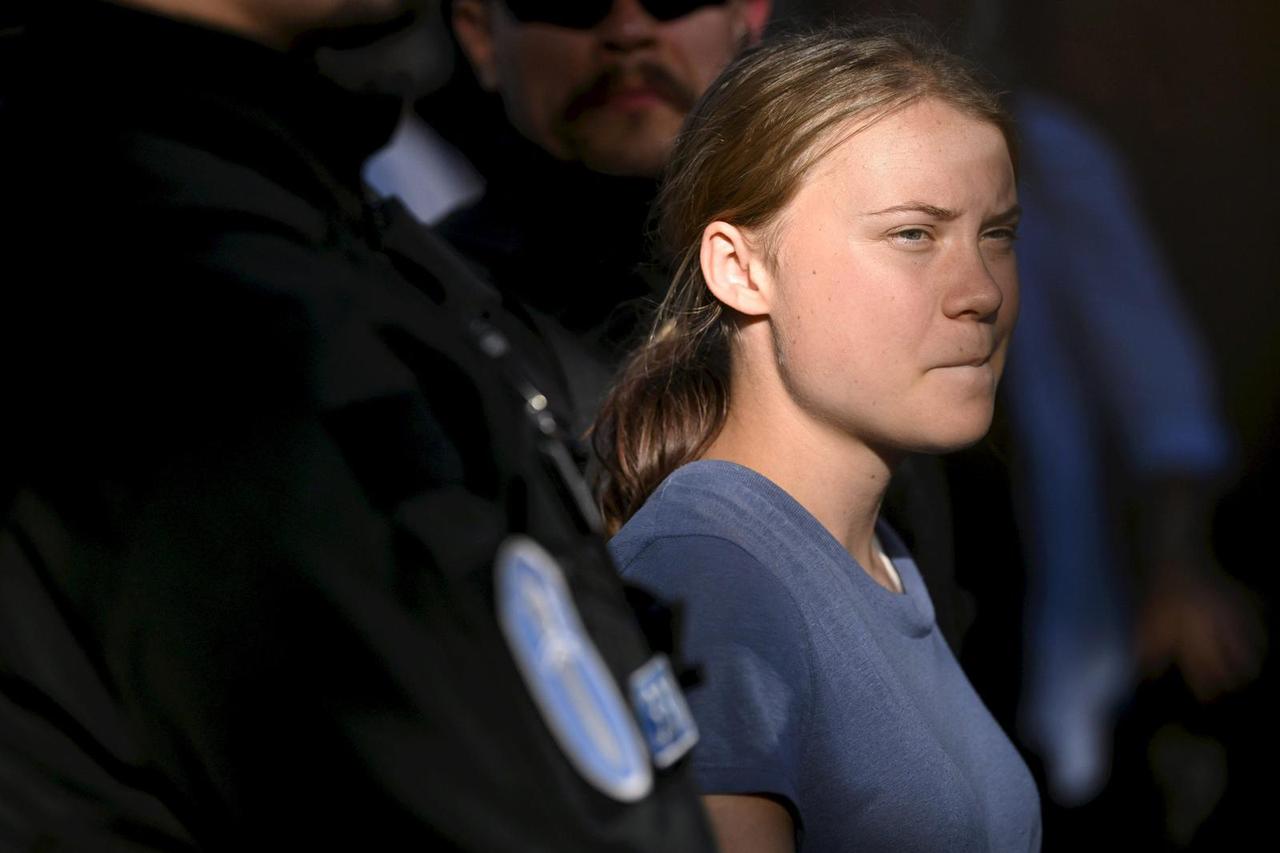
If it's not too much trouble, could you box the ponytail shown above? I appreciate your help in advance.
[592,252,733,534]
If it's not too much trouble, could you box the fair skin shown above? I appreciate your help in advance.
[704,794,797,853]
[453,0,770,177]
[113,0,413,48]
[697,98,1019,851]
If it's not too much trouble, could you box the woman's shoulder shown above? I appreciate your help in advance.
[610,524,818,814]
[610,462,811,630]
[611,532,815,705]
[609,459,814,570]
[612,530,779,599]
[610,514,813,666]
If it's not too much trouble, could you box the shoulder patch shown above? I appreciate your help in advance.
[629,654,700,768]
[495,536,653,802]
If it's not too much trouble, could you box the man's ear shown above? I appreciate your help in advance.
[452,0,499,90]
[735,0,772,44]
[700,221,772,317]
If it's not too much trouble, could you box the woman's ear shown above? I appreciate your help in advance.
[700,221,772,316]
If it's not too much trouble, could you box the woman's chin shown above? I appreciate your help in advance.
[900,414,995,455]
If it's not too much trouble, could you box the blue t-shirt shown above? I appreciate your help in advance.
[610,461,1041,852]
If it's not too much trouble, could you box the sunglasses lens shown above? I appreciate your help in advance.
[502,1,613,28]
[641,0,725,23]
[502,1,726,29]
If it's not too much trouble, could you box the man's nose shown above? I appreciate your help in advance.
[598,0,659,51]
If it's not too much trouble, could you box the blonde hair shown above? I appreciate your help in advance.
[594,24,1015,533]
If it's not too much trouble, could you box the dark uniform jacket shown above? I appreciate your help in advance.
[437,142,665,439]
[0,3,713,849]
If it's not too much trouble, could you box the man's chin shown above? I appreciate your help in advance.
[578,149,668,179]
[563,118,680,179]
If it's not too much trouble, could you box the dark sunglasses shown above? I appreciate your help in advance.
[502,0,728,30]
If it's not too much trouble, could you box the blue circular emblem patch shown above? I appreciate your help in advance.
[495,537,653,802]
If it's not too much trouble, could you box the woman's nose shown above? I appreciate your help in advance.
[941,246,1006,322]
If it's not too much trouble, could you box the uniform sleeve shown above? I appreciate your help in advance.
[616,535,812,818]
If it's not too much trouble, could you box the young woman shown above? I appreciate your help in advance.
[595,27,1042,853]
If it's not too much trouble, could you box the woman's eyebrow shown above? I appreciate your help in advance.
[860,203,1023,227]
[982,204,1022,227]
[862,202,959,220]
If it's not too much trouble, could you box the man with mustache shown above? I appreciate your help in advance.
[439,0,771,433]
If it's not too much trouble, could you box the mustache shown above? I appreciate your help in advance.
[562,62,699,120]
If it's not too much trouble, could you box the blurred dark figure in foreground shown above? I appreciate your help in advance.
[0,1,716,848]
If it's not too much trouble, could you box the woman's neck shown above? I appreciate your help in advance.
[702,401,901,591]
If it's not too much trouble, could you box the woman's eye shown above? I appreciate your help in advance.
[890,228,931,245]
[983,227,1019,243]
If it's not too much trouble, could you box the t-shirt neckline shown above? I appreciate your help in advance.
[667,460,937,638]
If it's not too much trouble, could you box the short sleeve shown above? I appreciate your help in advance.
[615,535,811,817]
